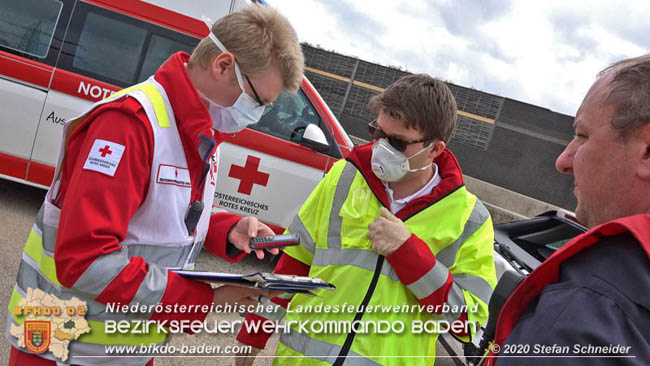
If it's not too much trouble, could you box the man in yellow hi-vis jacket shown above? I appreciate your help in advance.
[237,74,497,365]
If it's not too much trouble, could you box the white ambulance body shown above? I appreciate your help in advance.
[0,0,353,230]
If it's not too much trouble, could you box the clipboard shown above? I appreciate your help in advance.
[173,270,336,294]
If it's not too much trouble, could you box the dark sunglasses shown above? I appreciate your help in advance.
[367,119,430,152]
[244,74,273,108]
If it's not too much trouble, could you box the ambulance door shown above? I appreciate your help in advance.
[30,0,197,186]
[215,86,342,229]
[0,0,73,185]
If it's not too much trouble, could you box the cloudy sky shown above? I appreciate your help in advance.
[148,0,650,117]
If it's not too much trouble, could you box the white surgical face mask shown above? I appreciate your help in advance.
[371,138,433,182]
[200,18,267,133]
[196,89,259,133]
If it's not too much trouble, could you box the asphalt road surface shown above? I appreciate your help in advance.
[0,178,461,366]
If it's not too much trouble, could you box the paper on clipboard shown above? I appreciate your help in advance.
[172,270,335,294]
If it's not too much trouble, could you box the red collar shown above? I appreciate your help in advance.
[345,142,465,220]
[153,52,220,200]
[489,214,650,361]
[153,52,223,154]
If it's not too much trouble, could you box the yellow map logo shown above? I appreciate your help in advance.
[10,288,91,362]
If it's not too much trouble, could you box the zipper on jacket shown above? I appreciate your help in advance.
[333,255,385,365]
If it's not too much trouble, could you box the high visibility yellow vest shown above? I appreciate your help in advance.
[275,160,497,365]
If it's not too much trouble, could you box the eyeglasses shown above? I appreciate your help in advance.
[244,74,273,109]
[368,119,430,152]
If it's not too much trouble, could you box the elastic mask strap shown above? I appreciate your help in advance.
[407,142,434,172]
[408,162,433,173]
[201,16,245,90]
[407,142,433,159]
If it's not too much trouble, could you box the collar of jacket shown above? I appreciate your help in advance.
[490,214,650,357]
[154,51,220,158]
[345,142,465,221]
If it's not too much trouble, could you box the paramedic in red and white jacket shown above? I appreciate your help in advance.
[7,5,304,366]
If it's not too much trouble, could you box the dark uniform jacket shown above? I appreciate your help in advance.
[498,232,650,365]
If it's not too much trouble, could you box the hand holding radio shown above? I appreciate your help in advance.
[228,216,279,259]
[249,234,300,250]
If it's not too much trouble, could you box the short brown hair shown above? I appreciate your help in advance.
[600,54,650,139]
[368,74,457,142]
[188,5,304,92]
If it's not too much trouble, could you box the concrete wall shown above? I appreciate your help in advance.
[463,175,562,224]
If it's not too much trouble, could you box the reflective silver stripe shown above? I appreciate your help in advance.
[436,199,490,267]
[41,221,58,254]
[130,264,168,308]
[327,163,358,250]
[22,235,54,270]
[443,284,466,322]
[35,205,58,254]
[127,244,193,269]
[253,296,287,322]
[31,223,42,238]
[407,260,450,299]
[280,329,381,366]
[312,248,399,282]
[34,204,45,236]
[73,248,130,297]
[42,247,54,258]
[34,204,44,232]
[30,221,54,257]
[6,315,154,366]
[21,250,52,283]
[288,215,316,254]
[314,162,400,280]
[15,261,137,322]
[454,273,493,305]
[184,240,204,270]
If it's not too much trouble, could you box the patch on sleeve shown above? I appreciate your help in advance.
[82,139,126,177]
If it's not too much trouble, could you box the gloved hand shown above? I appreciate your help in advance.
[368,207,411,256]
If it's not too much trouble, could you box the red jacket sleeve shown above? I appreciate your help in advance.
[203,212,247,262]
[387,234,455,309]
[236,253,310,348]
[387,234,469,337]
[54,102,213,325]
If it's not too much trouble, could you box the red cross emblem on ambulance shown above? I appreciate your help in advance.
[228,155,269,195]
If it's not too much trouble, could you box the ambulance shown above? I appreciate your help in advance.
[0,0,354,230]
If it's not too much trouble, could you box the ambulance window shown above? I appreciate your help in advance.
[249,89,338,156]
[137,35,195,82]
[0,0,63,58]
[72,12,147,85]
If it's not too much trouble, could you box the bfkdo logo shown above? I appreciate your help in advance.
[25,321,51,354]
[10,288,91,362]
